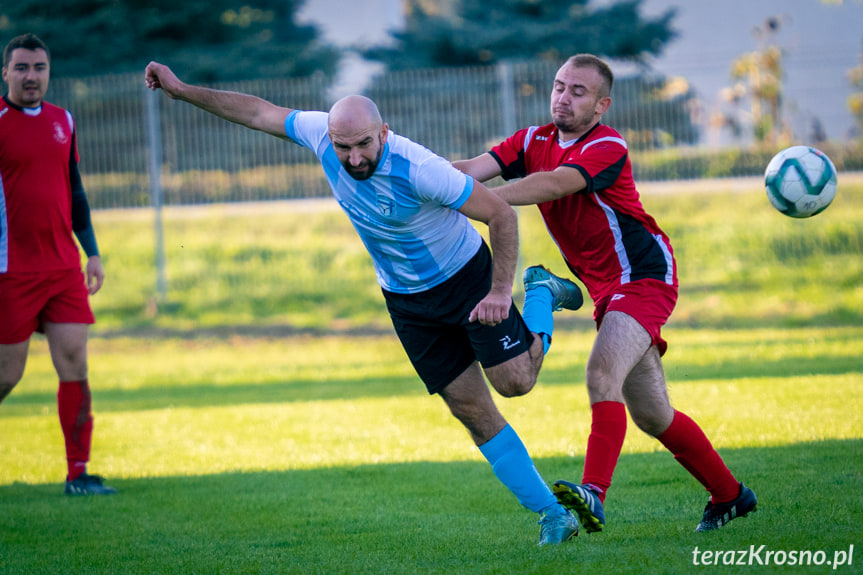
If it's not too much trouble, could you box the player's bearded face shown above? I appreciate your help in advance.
[340,134,384,181]
[3,48,50,108]
[549,64,606,139]
[551,100,599,136]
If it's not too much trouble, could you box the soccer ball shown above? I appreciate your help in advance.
[764,146,837,218]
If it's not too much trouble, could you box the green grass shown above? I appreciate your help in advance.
[87,181,863,332]
[1,327,861,574]
[1,181,862,573]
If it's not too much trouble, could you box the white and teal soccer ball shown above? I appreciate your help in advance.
[764,145,837,218]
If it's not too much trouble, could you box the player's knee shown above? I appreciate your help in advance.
[493,373,536,398]
[630,409,671,438]
[0,381,19,403]
[585,366,621,401]
[0,361,26,389]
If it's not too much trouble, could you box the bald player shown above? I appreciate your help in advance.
[144,62,583,546]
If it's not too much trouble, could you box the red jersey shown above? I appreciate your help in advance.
[490,122,677,302]
[0,96,81,273]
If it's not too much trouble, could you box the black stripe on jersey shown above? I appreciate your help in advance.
[562,145,627,195]
[588,152,627,193]
[615,210,671,282]
[490,149,527,181]
[566,164,593,194]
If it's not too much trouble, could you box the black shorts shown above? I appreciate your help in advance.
[383,242,534,395]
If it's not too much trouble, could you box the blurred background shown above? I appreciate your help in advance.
[2,0,861,332]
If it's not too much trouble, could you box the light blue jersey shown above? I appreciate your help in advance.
[285,110,483,294]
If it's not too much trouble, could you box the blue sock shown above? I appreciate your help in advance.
[522,286,554,354]
[479,424,561,514]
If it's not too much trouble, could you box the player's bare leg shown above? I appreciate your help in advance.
[44,322,115,495]
[619,327,756,532]
[483,333,544,398]
[555,311,649,532]
[44,322,89,381]
[440,362,507,445]
[440,362,577,545]
[621,346,674,437]
[585,311,651,404]
[0,340,30,404]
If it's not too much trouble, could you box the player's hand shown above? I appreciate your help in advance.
[144,62,182,98]
[468,290,511,325]
[85,256,104,295]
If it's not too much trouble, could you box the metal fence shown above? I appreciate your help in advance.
[39,60,861,321]
[48,59,861,210]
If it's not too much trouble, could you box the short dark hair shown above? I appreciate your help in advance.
[566,54,614,98]
[3,33,50,68]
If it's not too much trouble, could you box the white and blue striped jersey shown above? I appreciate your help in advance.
[284,110,483,294]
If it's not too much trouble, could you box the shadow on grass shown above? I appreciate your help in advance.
[4,373,427,413]
[5,346,861,414]
[1,439,861,575]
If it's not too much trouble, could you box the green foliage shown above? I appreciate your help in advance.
[847,49,863,140]
[362,0,677,69]
[632,141,863,181]
[0,0,340,81]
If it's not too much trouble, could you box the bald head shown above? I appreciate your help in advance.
[328,95,389,181]
[328,95,383,134]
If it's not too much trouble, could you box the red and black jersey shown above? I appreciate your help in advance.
[0,95,81,273]
[490,122,677,302]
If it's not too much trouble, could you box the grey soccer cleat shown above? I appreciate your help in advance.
[523,265,583,311]
[537,508,579,546]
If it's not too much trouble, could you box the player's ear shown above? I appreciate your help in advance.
[380,123,389,144]
[596,96,611,115]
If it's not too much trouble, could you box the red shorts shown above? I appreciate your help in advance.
[0,268,95,344]
[593,279,678,356]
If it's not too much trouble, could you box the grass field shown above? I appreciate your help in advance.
[87,179,863,332]
[1,180,862,574]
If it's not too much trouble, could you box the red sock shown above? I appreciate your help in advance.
[657,410,739,503]
[58,380,93,481]
[581,401,627,503]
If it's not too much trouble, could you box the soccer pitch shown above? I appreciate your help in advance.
[1,328,861,574]
[1,181,862,573]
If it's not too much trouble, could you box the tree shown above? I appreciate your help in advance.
[361,0,678,70]
[0,0,340,82]
[719,16,790,146]
[360,1,695,152]
[848,43,863,141]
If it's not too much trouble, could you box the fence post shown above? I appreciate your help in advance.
[496,59,517,138]
[144,87,167,302]
[496,60,524,281]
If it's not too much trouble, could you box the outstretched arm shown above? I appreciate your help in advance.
[453,153,503,183]
[455,153,588,206]
[494,166,588,206]
[144,62,293,138]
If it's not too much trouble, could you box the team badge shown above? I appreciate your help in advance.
[376,194,394,216]
[53,122,69,144]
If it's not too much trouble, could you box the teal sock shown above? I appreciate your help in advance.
[522,286,554,354]
[479,424,560,514]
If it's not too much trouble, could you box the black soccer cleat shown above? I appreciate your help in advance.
[553,480,605,533]
[695,482,757,532]
[64,473,118,496]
